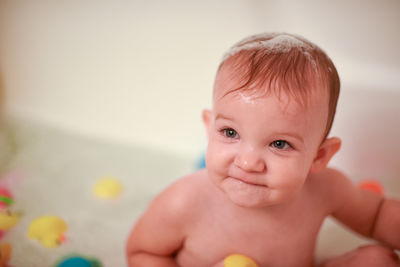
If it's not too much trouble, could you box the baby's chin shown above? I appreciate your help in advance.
[221,181,298,209]
[220,178,275,208]
[227,193,295,210]
[229,196,272,209]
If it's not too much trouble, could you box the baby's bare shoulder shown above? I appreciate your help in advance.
[309,168,350,188]
[150,170,211,216]
[163,169,210,198]
[306,168,353,211]
[126,171,210,257]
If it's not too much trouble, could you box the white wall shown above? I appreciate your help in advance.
[330,88,400,182]
[0,0,260,156]
[1,1,399,172]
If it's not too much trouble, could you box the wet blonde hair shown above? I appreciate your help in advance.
[217,32,340,139]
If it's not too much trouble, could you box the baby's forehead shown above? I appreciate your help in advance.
[213,62,328,111]
[214,87,314,118]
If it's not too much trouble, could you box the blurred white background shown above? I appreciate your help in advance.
[0,0,399,179]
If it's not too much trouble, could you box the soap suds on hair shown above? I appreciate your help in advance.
[222,33,316,63]
[238,91,258,104]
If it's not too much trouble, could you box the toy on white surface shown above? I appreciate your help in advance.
[28,215,67,248]
[0,212,19,232]
[196,153,206,169]
[0,243,12,267]
[224,254,259,267]
[55,254,102,267]
[358,179,384,196]
[0,188,13,210]
[93,177,122,199]
[0,186,19,240]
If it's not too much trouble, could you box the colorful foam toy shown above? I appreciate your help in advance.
[0,212,19,231]
[358,179,384,196]
[54,254,102,267]
[28,215,67,248]
[93,177,122,199]
[0,243,12,266]
[0,188,18,239]
[224,254,259,267]
[0,188,13,210]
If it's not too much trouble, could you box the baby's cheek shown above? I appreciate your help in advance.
[288,154,312,174]
[206,142,233,170]
[276,162,308,188]
[205,143,220,169]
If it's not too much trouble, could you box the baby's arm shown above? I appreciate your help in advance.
[327,169,400,249]
[370,198,400,249]
[126,179,192,266]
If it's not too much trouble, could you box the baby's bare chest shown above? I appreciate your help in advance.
[176,207,324,267]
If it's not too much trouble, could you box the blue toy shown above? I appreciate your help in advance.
[196,152,206,169]
[55,255,102,267]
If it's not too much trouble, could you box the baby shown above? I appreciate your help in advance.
[126,33,400,267]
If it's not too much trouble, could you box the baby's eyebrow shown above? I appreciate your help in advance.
[276,132,304,143]
[215,114,233,121]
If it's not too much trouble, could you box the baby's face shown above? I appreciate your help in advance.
[205,66,329,208]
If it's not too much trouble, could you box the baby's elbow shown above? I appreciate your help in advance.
[126,243,146,267]
[126,249,179,267]
[125,242,136,265]
[126,250,136,267]
[372,198,400,249]
[125,230,141,264]
[126,251,146,267]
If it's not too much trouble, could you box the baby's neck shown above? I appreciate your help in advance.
[213,182,302,219]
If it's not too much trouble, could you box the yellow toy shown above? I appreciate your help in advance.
[224,254,259,267]
[93,177,122,199]
[28,215,67,248]
[0,212,19,231]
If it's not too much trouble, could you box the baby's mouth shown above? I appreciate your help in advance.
[230,176,267,187]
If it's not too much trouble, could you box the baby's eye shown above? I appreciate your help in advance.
[223,128,238,139]
[271,140,291,150]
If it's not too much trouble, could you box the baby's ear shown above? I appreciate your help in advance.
[309,137,341,173]
[202,109,212,138]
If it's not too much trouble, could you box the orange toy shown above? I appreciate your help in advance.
[0,243,12,267]
[358,179,384,196]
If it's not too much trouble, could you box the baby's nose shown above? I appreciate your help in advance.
[234,148,265,172]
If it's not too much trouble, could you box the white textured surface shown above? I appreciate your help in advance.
[0,118,399,266]
[1,119,193,267]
